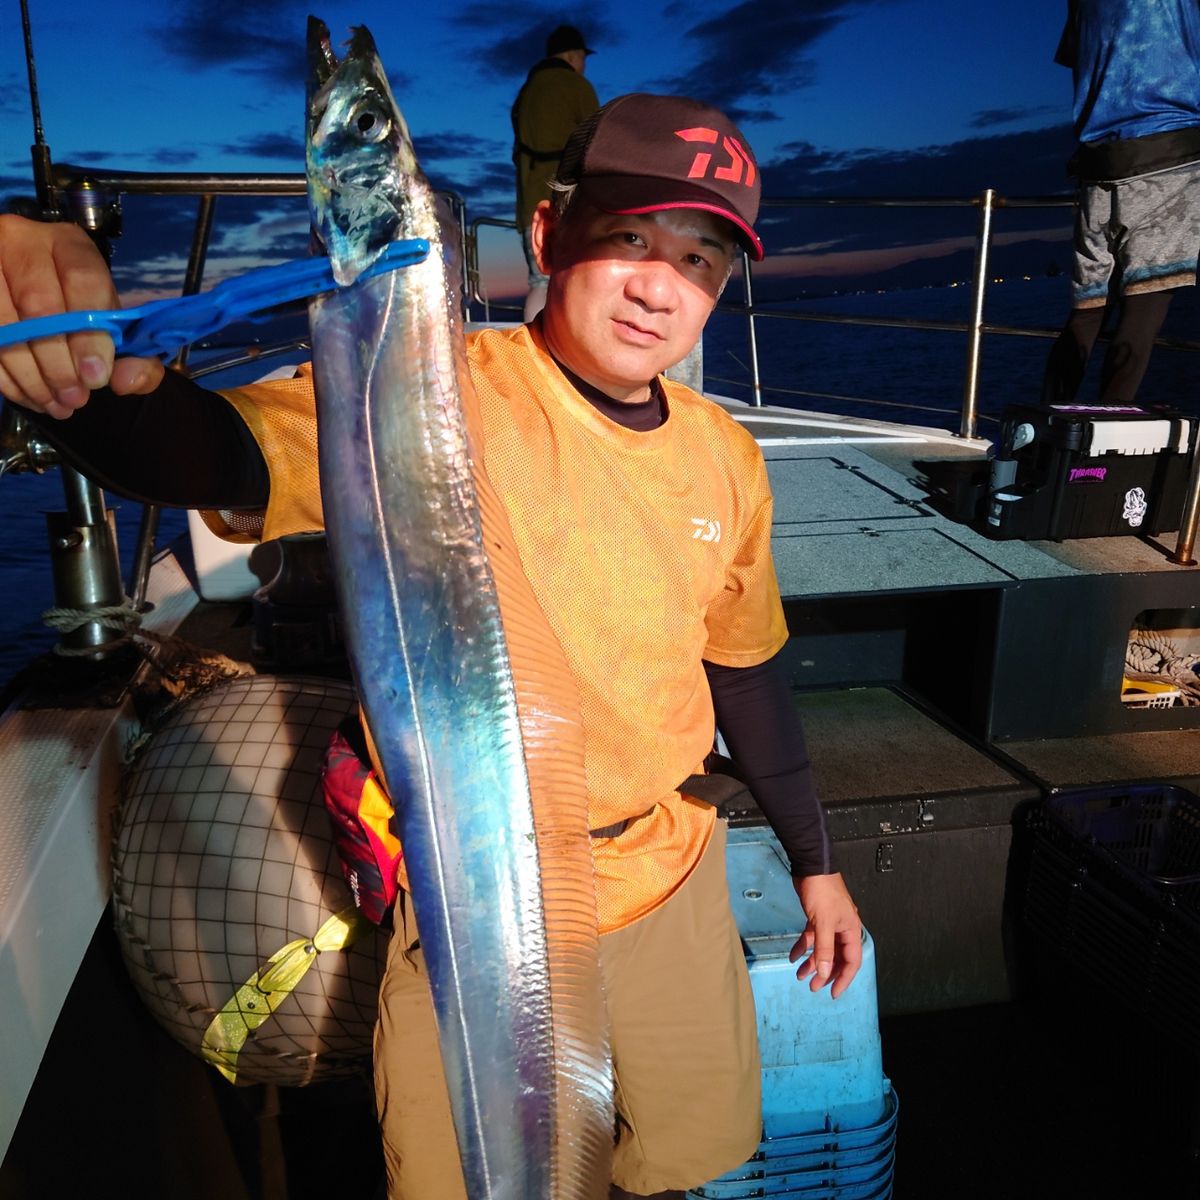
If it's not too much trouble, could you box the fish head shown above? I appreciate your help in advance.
[306,16,424,285]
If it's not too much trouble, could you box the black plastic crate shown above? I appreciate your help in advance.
[1041,783,1200,920]
[1017,784,1200,1055]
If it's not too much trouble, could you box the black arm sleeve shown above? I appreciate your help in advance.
[23,370,269,510]
[704,652,833,877]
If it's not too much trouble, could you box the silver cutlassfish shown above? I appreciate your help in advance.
[304,17,612,1200]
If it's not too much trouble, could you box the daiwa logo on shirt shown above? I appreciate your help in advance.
[691,518,721,543]
[674,128,756,187]
[1068,466,1107,483]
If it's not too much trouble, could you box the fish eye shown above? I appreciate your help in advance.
[351,101,391,144]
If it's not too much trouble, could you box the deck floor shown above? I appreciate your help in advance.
[7,928,1194,1200]
[722,403,1195,601]
[6,403,1199,1197]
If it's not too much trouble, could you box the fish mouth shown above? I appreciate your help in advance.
[304,15,407,282]
[306,15,337,90]
[306,17,381,127]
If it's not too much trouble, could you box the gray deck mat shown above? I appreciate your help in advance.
[996,728,1200,792]
[761,443,1191,600]
[794,687,1035,809]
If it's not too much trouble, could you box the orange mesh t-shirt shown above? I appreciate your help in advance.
[212,322,788,932]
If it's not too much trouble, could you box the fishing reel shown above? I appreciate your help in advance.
[61,176,123,251]
[0,402,58,478]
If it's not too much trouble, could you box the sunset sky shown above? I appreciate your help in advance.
[0,0,1076,297]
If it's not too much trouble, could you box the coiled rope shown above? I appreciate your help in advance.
[41,601,144,654]
[40,600,253,711]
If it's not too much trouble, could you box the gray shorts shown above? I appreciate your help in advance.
[1072,159,1200,308]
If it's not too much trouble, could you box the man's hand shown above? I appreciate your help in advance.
[789,871,862,998]
[0,214,164,419]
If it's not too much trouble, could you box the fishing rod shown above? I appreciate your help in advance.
[20,0,122,243]
[20,0,54,216]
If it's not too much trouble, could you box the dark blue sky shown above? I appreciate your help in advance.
[1,1,1076,294]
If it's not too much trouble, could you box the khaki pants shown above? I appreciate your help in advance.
[374,821,761,1197]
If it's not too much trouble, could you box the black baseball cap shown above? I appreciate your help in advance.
[546,24,593,56]
[554,93,764,260]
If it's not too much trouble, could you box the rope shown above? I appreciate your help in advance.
[41,599,254,717]
[41,601,143,651]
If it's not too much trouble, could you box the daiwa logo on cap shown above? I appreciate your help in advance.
[675,128,756,187]
[555,93,766,259]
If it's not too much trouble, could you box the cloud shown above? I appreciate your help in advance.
[414,131,502,166]
[766,124,1075,198]
[151,1,412,92]
[747,124,1078,289]
[762,223,1069,282]
[969,104,1061,130]
[0,73,26,119]
[148,146,204,166]
[216,132,305,163]
[154,0,306,77]
[656,0,900,115]
[451,6,614,80]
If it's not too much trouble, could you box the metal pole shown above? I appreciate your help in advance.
[128,192,218,608]
[1169,425,1200,566]
[741,250,763,407]
[129,504,162,611]
[959,189,996,440]
[173,193,218,373]
[50,468,127,657]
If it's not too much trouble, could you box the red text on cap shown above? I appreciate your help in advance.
[674,127,756,187]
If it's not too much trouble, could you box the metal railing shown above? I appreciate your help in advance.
[9,168,1200,573]
[465,216,525,322]
[725,190,1080,438]
[468,192,1200,447]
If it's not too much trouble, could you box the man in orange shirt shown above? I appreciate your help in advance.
[0,94,861,1200]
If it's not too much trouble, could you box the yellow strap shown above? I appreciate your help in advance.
[201,905,370,1083]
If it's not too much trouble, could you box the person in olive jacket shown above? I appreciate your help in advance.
[511,23,599,320]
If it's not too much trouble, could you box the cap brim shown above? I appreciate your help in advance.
[579,176,764,260]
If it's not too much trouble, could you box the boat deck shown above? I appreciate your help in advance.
[4,398,1199,1196]
[724,398,1191,597]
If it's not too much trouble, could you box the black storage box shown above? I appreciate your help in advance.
[982,402,1196,540]
[716,687,1040,1015]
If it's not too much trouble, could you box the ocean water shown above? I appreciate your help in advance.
[704,275,1200,431]
[2,277,1196,688]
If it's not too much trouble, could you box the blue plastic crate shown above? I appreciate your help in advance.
[753,1086,898,1159]
[726,830,888,1137]
[690,1152,894,1198]
[720,1141,894,1186]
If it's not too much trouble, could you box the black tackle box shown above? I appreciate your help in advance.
[982,402,1197,540]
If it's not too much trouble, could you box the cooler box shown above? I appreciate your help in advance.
[982,402,1196,540]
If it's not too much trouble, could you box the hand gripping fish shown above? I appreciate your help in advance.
[305,18,612,1199]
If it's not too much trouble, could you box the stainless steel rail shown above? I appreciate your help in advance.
[20,168,1200,566]
[465,216,524,321]
[736,190,1079,436]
